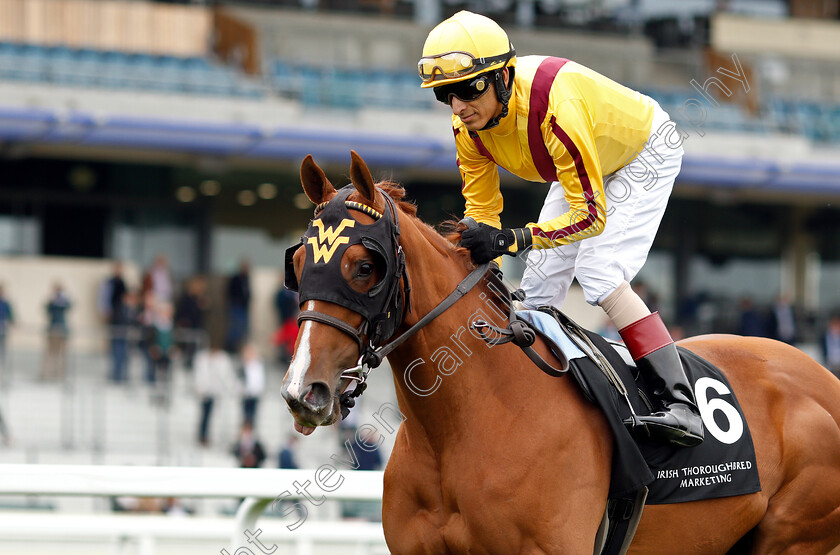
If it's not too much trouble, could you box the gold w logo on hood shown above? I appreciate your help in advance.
[308,219,356,263]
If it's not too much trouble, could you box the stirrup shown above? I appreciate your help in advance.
[623,403,704,448]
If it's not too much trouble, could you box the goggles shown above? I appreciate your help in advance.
[418,48,513,84]
[433,74,493,105]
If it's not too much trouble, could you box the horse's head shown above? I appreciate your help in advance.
[282,151,408,435]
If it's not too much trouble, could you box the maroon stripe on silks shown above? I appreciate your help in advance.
[469,131,496,164]
[529,114,599,243]
[618,312,674,360]
[453,126,464,188]
[528,57,569,183]
[456,158,466,190]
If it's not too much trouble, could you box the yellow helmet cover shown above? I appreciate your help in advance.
[419,11,516,88]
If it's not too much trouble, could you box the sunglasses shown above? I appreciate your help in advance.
[433,75,493,105]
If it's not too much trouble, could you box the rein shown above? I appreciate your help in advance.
[469,267,568,377]
[289,186,566,419]
[336,262,491,416]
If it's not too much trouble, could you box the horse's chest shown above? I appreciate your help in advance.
[384,462,531,554]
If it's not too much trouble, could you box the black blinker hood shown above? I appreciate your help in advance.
[284,185,407,346]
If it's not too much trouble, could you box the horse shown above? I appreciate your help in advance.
[281,151,840,554]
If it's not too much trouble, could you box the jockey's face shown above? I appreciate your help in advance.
[449,70,506,131]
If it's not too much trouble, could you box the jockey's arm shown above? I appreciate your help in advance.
[458,144,503,230]
[525,98,607,250]
[456,138,508,265]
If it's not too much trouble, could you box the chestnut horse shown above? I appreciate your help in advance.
[282,152,840,554]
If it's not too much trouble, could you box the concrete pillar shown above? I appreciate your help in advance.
[673,209,698,331]
[414,0,441,27]
[197,200,213,275]
[516,0,536,28]
[782,207,819,312]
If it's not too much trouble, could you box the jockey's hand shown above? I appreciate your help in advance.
[459,222,531,264]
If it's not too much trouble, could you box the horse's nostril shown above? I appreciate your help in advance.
[302,382,332,411]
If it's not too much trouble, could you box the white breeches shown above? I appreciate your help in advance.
[521,101,685,309]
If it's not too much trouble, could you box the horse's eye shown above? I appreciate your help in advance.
[358,262,375,277]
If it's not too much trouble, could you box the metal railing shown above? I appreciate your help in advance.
[0,324,219,464]
[0,464,387,554]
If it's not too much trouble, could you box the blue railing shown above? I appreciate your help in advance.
[269,60,433,110]
[643,86,840,144]
[0,42,264,98]
[2,43,839,144]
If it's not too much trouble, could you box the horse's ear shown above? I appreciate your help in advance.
[300,154,336,204]
[349,150,376,204]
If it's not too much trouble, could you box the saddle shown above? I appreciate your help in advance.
[502,306,761,555]
[453,268,759,554]
[518,307,651,555]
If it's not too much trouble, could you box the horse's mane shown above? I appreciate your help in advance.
[375,180,475,272]
[375,181,418,217]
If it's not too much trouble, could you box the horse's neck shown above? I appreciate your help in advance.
[386,219,520,443]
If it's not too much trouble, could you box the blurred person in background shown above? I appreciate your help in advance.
[737,296,767,337]
[274,274,299,365]
[144,254,174,304]
[669,324,686,342]
[232,421,266,468]
[147,301,176,402]
[42,282,72,381]
[823,314,840,379]
[597,317,621,342]
[632,280,660,315]
[161,497,191,517]
[175,276,210,371]
[104,262,130,383]
[193,342,235,447]
[278,434,300,469]
[138,290,158,383]
[102,261,128,322]
[352,427,383,472]
[113,495,189,515]
[277,434,305,519]
[110,290,140,384]
[0,405,8,445]
[239,342,265,427]
[0,284,10,441]
[768,293,797,345]
[226,259,251,354]
[0,284,14,381]
[341,427,383,521]
[418,11,702,446]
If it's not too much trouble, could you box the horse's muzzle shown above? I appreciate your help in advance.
[282,380,336,427]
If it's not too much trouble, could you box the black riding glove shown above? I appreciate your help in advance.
[459,222,532,265]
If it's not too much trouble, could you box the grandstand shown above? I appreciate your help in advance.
[1,0,840,552]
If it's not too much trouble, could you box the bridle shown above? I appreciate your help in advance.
[284,185,492,415]
[286,185,567,418]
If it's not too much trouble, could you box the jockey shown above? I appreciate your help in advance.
[419,10,704,447]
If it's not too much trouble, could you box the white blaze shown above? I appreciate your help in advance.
[285,301,314,399]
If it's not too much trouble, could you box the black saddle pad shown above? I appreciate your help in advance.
[553,316,761,505]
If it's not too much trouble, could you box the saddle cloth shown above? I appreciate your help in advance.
[517,309,761,505]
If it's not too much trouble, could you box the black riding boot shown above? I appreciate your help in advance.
[619,313,704,448]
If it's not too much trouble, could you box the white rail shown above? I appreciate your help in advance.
[0,464,386,554]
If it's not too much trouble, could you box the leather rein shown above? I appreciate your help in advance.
[293,190,566,417]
